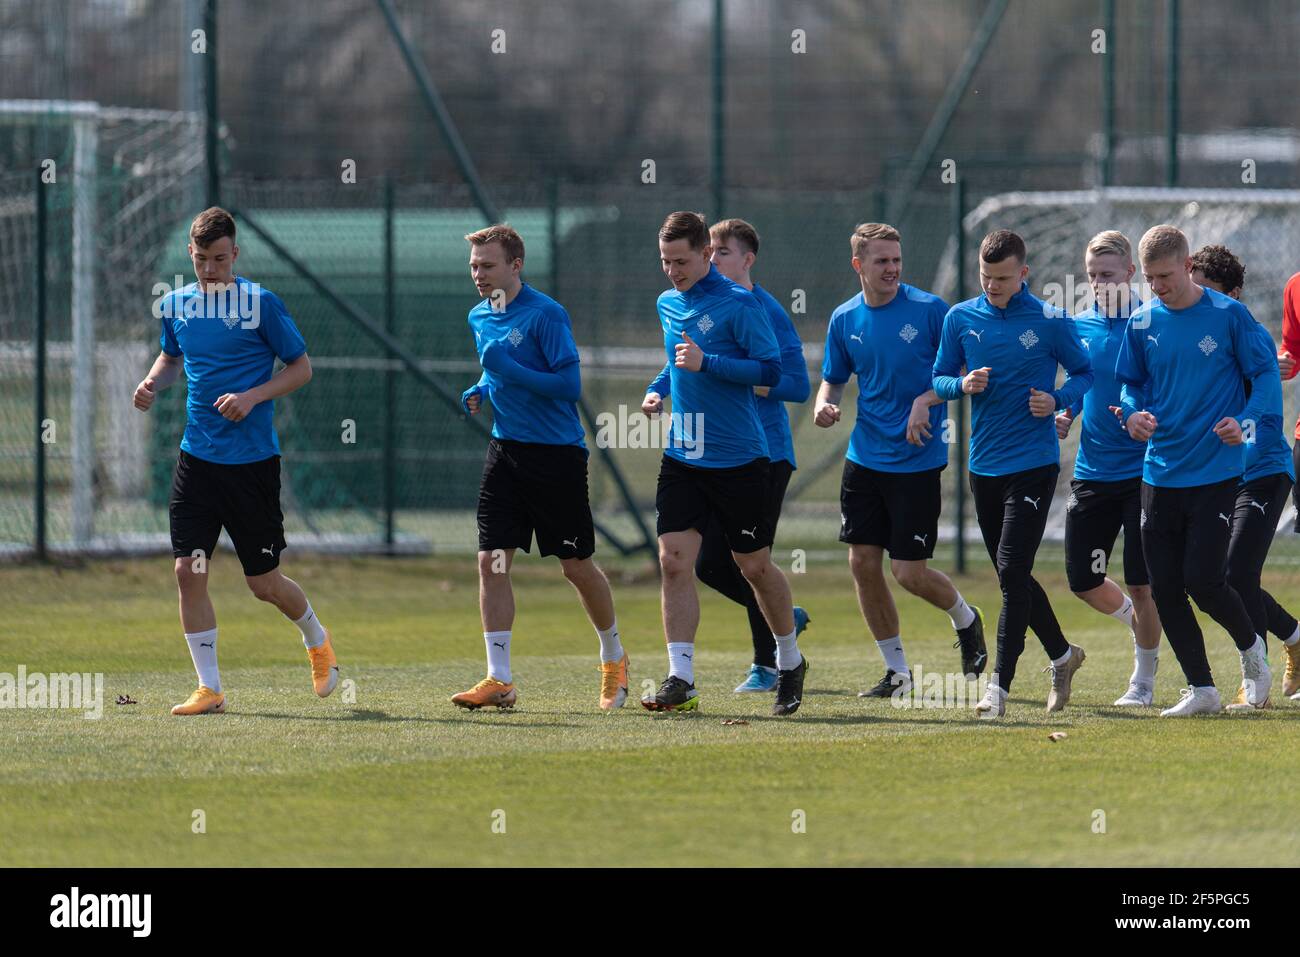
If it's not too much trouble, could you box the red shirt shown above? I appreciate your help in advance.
[1282,272,1300,437]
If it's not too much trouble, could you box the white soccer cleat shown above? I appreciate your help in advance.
[1113,680,1154,707]
[974,684,1006,720]
[1160,685,1221,717]
[1229,637,1272,710]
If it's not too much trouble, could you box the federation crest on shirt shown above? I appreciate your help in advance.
[899,323,918,344]
[1019,329,1039,350]
[1198,335,1217,356]
[696,315,714,335]
[507,327,524,347]
[222,313,240,330]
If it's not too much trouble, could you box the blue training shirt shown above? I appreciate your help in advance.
[1242,318,1293,483]
[647,280,807,467]
[1116,286,1276,489]
[654,265,781,469]
[1066,301,1148,482]
[822,283,949,473]
[159,276,307,465]
[467,283,586,448]
[933,282,1093,478]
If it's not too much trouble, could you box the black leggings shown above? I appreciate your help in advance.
[971,464,1068,691]
[1141,479,1258,687]
[1226,472,1297,647]
[695,459,794,668]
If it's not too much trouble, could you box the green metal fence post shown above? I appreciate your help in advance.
[34,165,48,562]
[1165,0,1179,187]
[383,174,396,552]
[712,0,725,220]
[204,0,219,207]
[1101,0,1115,185]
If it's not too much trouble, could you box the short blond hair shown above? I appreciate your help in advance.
[851,222,902,260]
[1086,230,1132,261]
[465,223,525,263]
[1138,224,1188,264]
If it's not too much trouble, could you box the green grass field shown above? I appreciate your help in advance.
[3,553,1300,867]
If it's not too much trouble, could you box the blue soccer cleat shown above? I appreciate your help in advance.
[734,663,779,693]
[794,606,811,637]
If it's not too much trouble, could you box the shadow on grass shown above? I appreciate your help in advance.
[233,708,586,729]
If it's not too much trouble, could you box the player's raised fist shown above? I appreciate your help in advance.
[133,377,157,411]
[962,366,991,394]
[814,401,840,428]
[1125,410,1157,441]
[461,383,486,415]
[1212,416,1243,446]
[1028,387,1056,418]
[1279,351,1295,378]
[642,392,663,415]
[674,332,704,372]
[214,391,256,422]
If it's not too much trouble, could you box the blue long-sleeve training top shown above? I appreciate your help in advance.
[1066,301,1149,482]
[653,264,781,468]
[932,282,1093,477]
[822,283,950,473]
[648,280,806,467]
[1115,286,1277,488]
[466,282,586,448]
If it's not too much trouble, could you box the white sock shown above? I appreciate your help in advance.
[947,595,976,630]
[1284,623,1300,647]
[667,642,695,684]
[985,682,1007,699]
[184,628,221,693]
[1051,648,1073,668]
[1109,594,1134,629]
[1244,634,1266,659]
[293,602,327,649]
[1132,643,1159,683]
[876,635,908,674]
[484,631,512,683]
[596,620,624,663]
[774,629,802,671]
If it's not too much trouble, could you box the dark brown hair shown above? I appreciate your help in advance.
[710,218,760,256]
[659,211,710,250]
[1190,243,1245,293]
[979,229,1026,265]
[189,207,236,248]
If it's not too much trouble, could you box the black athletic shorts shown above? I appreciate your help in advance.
[1063,476,1148,591]
[169,449,287,577]
[656,454,773,553]
[477,438,595,559]
[839,461,943,560]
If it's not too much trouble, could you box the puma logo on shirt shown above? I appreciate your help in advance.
[849,333,864,344]
[1147,334,1161,347]
[965,329,984,342]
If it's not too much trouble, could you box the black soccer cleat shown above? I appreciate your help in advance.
[953,605,988,679]
[772,656,808,716]
[641,675,700,713]
[858,668,912,698]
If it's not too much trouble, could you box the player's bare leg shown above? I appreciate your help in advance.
[454,548,518,709]
[733,546,807,715]
[172,554,225,715]
[560,556,628,709]
[246,567,338,697]
[643,530,703,712]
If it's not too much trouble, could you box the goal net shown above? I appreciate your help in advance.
[931,187,1300,544]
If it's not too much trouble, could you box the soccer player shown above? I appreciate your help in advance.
[133,206,337,715]
[1115,225,1275,716]
[815,222,986,697]
[1055,231,1164,706]
[1189,244,1300,703]
[644,218,811,694]
[1280,271,1300,531]
[932,229,1093,718]
[641,211,808,716]
[455,224,629,711]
